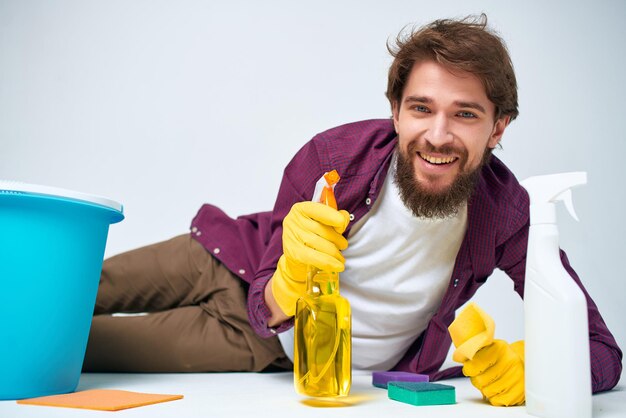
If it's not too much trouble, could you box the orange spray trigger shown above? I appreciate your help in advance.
[319,170,340,210]
[324,170,340,187]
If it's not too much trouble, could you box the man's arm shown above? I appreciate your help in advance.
[245,135,329,336]
[265,278,290,327]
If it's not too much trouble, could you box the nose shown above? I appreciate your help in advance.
[425,114,454,147]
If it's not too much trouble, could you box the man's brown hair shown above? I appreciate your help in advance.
[386,14,519,121]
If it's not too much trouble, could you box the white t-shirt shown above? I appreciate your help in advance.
[279,154,468,370]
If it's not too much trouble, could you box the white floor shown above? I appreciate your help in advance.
[1,371,624,418]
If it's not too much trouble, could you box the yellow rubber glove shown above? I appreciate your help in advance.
[462,339,525,406]
[271,201,350,316]
[448,303,525,407]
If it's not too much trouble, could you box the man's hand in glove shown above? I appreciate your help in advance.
[448,303,525,406]
[462,339,525,406]
[267,201,350,319]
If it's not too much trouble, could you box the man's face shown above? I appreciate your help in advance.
[392,60,510,218]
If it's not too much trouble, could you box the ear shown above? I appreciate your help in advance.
[488,115,510,148]
[392,101,400,133]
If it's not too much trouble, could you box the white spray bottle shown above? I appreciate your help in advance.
[520,172,591,418]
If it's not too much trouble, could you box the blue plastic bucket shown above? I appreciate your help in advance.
[0,181,123,400]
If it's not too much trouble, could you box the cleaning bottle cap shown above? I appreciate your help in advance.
[520,172,587,225]
[323,170,340,187]
[312,170,340,210]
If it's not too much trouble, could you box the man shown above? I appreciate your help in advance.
[84,15,622,406]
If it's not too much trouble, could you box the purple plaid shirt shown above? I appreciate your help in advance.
[191,119,622,392]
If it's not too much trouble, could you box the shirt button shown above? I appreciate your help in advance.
[213,248,220,254]
[191,226,198,233]
[453,278,459,287]
[349,213,355,221]
[270,328,277,335]
[365,197,372,205]
[238,269,246,275]
[196,231,202,237]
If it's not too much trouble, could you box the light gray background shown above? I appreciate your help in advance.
[1,0,624,370]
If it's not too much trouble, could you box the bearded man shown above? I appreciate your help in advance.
[84,15,622,406]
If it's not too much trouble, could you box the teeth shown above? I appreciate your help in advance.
[419,153,456,164]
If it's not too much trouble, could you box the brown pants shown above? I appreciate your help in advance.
[83,234,290,372]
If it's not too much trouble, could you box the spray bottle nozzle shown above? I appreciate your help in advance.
[520,172,587,225]
[313,170,340,210]
[554,189,579,222]
[323,170,340,187]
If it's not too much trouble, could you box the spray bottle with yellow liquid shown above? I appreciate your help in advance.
[293,170,352,398]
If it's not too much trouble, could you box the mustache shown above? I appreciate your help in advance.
[407,139,466,158]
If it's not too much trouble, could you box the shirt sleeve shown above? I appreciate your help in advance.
[498,222,623,393]
[246,138,328,337]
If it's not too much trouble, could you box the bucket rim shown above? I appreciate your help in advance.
[0,180,123,214]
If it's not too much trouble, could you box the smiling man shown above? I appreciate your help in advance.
[85,15,622,406]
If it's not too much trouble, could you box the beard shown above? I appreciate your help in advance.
[393,140,492,219]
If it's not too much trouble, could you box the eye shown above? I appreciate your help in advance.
[457,111,477,119]
[413,105,430,113]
